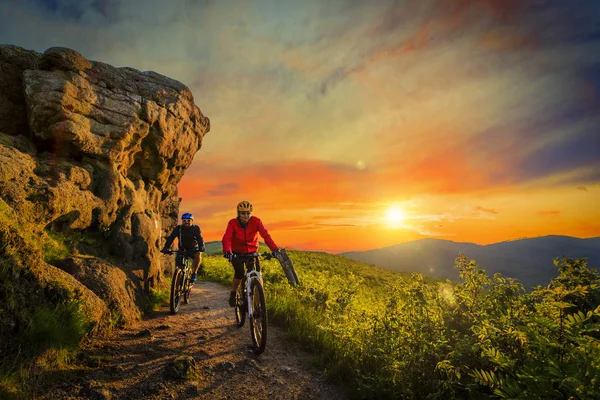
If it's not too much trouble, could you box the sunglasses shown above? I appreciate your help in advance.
[239,212,251,216]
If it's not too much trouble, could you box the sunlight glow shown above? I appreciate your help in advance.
[386,207,405,226]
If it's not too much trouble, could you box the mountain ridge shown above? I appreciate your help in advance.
[341,234,600,252]
[340,235,600,288]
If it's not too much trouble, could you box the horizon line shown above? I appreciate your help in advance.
[203,234,600,255]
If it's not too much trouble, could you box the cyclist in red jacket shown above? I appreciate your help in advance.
[222,200,280,306]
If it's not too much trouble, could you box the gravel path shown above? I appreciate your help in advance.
[38,281,348,400]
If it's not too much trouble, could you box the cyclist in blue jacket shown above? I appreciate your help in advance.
[161,212,205,282]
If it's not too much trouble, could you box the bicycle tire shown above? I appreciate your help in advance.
[183,264,191,305]
[234,282,246,328]
[283,263,299,286]
[249,279,268,354]
[170,268,184,314]
[183,279,190,304]
[278,249,300,286]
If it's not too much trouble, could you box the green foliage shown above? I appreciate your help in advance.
[0,210,93,398]
[201,251,600,399]
[24,301,89,351]
[108,310,125,329]
[145,285,171,312]
[42,230,98,265]
[41,234,70,265]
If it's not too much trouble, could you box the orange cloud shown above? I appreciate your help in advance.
[475,206,498,215]
[393,144,492,194]
[538,210,561,217]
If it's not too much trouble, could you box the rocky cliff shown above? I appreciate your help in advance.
[0,45,210,345]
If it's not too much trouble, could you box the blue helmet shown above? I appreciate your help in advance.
[181,212,194,221]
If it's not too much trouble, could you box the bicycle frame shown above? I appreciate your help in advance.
[172,251,192,280]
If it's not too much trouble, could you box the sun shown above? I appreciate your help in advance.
[385,207,405,225]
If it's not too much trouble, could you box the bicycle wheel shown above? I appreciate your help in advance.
[234,282,246,328]
[290,263,300,285]
[183,264,191,304]
[278,250,300,286]
[283,262,299,286]
[249,279,268,354]
[170,268,184,314]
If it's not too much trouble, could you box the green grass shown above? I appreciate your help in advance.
[145,284,171,313]
[201,250,600,399]
[0,204,93,399]
[0,369,25,400]
[24,301,90,350]
[42,230,98,265]
[0,300,90,399]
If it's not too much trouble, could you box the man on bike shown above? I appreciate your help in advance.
[161,212,205,283]
[222,201,280,306]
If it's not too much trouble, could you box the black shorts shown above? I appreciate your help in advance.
[176,247,200,266]
[232,253,259,279]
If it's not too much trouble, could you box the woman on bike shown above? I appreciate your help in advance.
[161,212,205,282]
[222,201,280,306]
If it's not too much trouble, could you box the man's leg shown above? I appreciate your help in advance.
[192,252,201,274]
[189,251,201,282]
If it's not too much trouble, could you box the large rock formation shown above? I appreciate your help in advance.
[0,45,210,334]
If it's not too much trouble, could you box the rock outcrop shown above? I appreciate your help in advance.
[0,45,210,335]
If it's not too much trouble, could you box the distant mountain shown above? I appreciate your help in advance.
[204,241,223,255]
[340,236,600,288]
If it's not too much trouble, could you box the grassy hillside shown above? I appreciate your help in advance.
[203,240,268,256]
[341,235,600,288]
[0,199,98,398]
[202,248,600,399]
[203,241,223,255]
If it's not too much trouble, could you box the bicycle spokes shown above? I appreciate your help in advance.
[249,279,268,354]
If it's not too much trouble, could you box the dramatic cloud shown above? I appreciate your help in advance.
[2,0,599,249]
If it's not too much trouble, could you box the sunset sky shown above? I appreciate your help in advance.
[1,0,599,252]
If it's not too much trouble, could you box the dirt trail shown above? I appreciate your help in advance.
[40,281,348,400]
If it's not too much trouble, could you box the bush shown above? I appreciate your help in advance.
[201,252,600,399]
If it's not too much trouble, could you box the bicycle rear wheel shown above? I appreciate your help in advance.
[249,279,268,354]
[234,282,246,328]
[277,249,300,286]
[183,265,191,304]
[283,262,300,286]
[170,268,184,314]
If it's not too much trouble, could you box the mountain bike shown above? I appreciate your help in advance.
[231,252,271,355]
[164,249,194,314]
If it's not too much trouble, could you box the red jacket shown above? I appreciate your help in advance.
[222,216,278,254]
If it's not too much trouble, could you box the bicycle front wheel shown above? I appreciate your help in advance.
[234,282,246,328]
[249,279,268,354]
[170,268,184,314]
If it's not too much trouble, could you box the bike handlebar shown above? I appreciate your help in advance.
[161,249,184,255]
[231,252,273,260]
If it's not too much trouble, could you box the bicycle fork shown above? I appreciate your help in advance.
[245,270,262,319]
